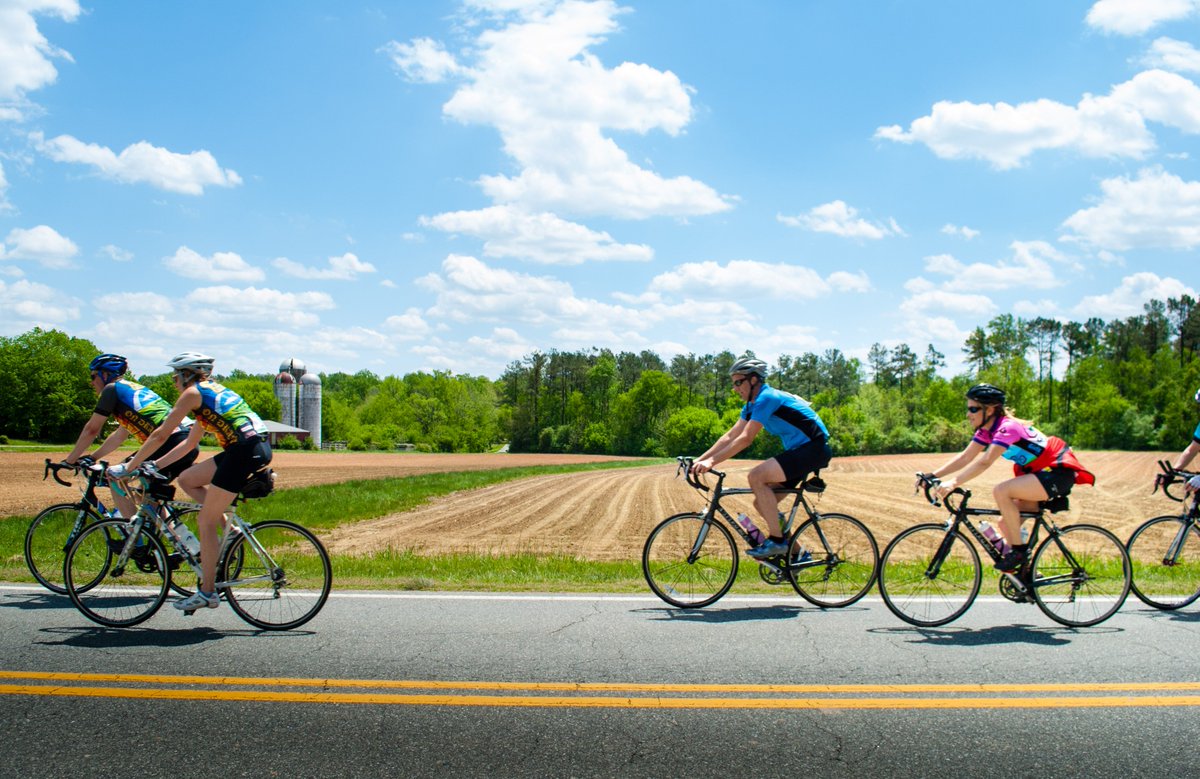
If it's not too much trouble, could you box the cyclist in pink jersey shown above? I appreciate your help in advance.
[915,384,1093,572]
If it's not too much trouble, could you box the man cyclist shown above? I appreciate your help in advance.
[1178,387,1200,495]
[690,356,832,558]
[109,352,272,613]
[62,353,198,520]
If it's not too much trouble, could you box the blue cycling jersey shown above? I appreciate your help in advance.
[740,383,829,450]
[1193,420,1200,445]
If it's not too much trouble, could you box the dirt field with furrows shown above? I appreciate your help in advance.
[1,450,1187,559]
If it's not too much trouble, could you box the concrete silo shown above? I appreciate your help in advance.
[273,370,296,428]
[298,371,322,448]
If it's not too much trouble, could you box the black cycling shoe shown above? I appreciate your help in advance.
[994,549,1027,573]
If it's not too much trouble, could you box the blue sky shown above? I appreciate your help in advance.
[0,0,1197,380]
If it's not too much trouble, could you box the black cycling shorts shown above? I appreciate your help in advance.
[148,430,198,481]
[1033,467,1076,500]
[211,437,273,494]
[773,440,833,488]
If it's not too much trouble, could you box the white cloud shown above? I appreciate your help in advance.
[1072,272,1197,318]
[941,223,980,240]
[186,286,335,329]
[0,160,9,211]
[922,241,1065,291]
[1061,167,1200,249]
[387,0,731,219]
[33,132,242,195]
[163,246,265,282]
[0,277,79,329]
[383,307,432,340]
[876,69,1200,169]
[1141,37,1200,73]
[421,205,652,264]
[273,252,377,280]
[0,224,78,267]
[777,200,903,240]
[1086,0,1200,35]
[99,244,133,262]
[648,259,868,300]
[828,270,872,292]
[0,0,79,120]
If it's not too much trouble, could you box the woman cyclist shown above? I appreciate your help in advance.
[917,383,1094,572]
[109,352,272,613]
[62,353,198,520]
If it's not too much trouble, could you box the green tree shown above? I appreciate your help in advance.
[0,328,98,441]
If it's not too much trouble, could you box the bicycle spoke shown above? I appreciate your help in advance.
[65,520,169,628]
[1127,516,1200,610]
[787,513,878,608]
[1032,524,1130,627]
[879,524,981,627]
[220,521,331,630]
[643,513,737,608]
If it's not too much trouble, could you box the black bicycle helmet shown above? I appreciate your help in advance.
[729,356,768,379]
[966,383,1006,406]
[89,353,127,379]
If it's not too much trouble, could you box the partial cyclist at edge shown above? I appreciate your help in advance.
[1179,387,1200,496]
[690,356,832,559]
[917,383,1094,573]
[61,353,199,520]
[109,351,272,614]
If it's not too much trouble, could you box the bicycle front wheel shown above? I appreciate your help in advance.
[642,513,738,608]
[1031,524,1130,627]
[1126,515,1200,610]
[25,503,105,594]
[64,519,170,628]
[220,521,332,630]
[786,512,879,607]
[879,523,981,627]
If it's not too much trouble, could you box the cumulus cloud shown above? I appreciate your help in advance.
[163,246,265,282]
[1071,272,1197,318]
[1141,37,1200,73]
[0,224,78,267]
[648,259,870,300]
[1086,0,1200,35]
[185,286,335,329]
[0,277,79,329]
[383,307,432,340]
[99,244,133,262]
[875,69,1200,169]
[33,132,242,195]
[386,0,731,219]
[421,205,652,264]
[273,252,377,280]
[1061,167,1200,249]
[922,241,1065,291]
[941,223,980,240]
[0,161,9,211]
[777,200,903,240]
[0,0,80,121]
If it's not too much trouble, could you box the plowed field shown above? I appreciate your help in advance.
[1,449,1185,560]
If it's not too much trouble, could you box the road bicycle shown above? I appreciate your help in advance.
[642,457,879,609]
[63,464,332,630]
[1125,461,1200,610]
[878,475,1131,628]
[24,459,199,595]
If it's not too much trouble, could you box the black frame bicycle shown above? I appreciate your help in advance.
[878,475,1131,627]
[1125,461,1200,610]
[642,457,879,609]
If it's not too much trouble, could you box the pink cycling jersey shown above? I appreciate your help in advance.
[973,414,1094,485]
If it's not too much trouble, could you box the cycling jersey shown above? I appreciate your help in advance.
[194,380,269,449]
[741,383,828,450]
[1193,420,1200,446]
[973,415,1095,486]
[93,379,192,442]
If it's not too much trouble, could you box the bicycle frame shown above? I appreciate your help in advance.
[1150,461,1200,567]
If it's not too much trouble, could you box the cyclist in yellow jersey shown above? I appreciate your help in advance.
[110,352,272,613]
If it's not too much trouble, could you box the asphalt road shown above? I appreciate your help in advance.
[1,583,1199,778]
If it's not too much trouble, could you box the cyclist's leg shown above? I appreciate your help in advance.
[747,460,787,538]
[993,473,1049,546]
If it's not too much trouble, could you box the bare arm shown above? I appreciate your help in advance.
[64,413,109,463]
[90,426,130,462]
[124,388,201,472]
[693,418,762,473]
[1174,440,1200,471]
[936,442,1003,495]
[153,423,203,469]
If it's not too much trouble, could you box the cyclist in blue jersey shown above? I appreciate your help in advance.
[691,356,832,558]
[62,353,198,520]
[1178,387,1200,495]
[110,352,272,613]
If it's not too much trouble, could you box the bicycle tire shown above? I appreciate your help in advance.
[220,520,331,630]
[24,502,106,594]
[64,519,170,628]
[1126,515,1200,610]
[786,512,879,608]
[1031,523,1130,627]
[879,523,982,627]
[642,512,738,608]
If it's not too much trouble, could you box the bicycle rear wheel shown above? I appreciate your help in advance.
[24,503,105,594]
[220,521,331,630]
[64,519,170,627]
[786,512,879,607]
[642,513,738,608]
[1126,515,1200,610]
[1031,524,1130,627]
[879,523,981,627]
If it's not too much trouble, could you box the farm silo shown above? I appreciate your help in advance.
[273,369,296,427]
[299,370,322,448]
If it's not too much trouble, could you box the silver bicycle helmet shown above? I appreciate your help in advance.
[729,356,768,378]
[166,351,215,376]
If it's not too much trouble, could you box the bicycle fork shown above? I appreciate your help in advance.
[1160,518,1195,566]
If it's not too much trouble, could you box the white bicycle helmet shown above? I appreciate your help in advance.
[167,351,215,376]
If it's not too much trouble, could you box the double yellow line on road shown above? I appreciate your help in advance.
[4,671,1200,710]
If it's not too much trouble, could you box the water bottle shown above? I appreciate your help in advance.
[736,513,766,546]
[979,521,1010,555]
[169,519,202,556]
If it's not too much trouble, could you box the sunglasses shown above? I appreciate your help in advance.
[732,378,750,388]
[966,405,983,414]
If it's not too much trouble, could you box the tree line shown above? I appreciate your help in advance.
[1,293,1197,456]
